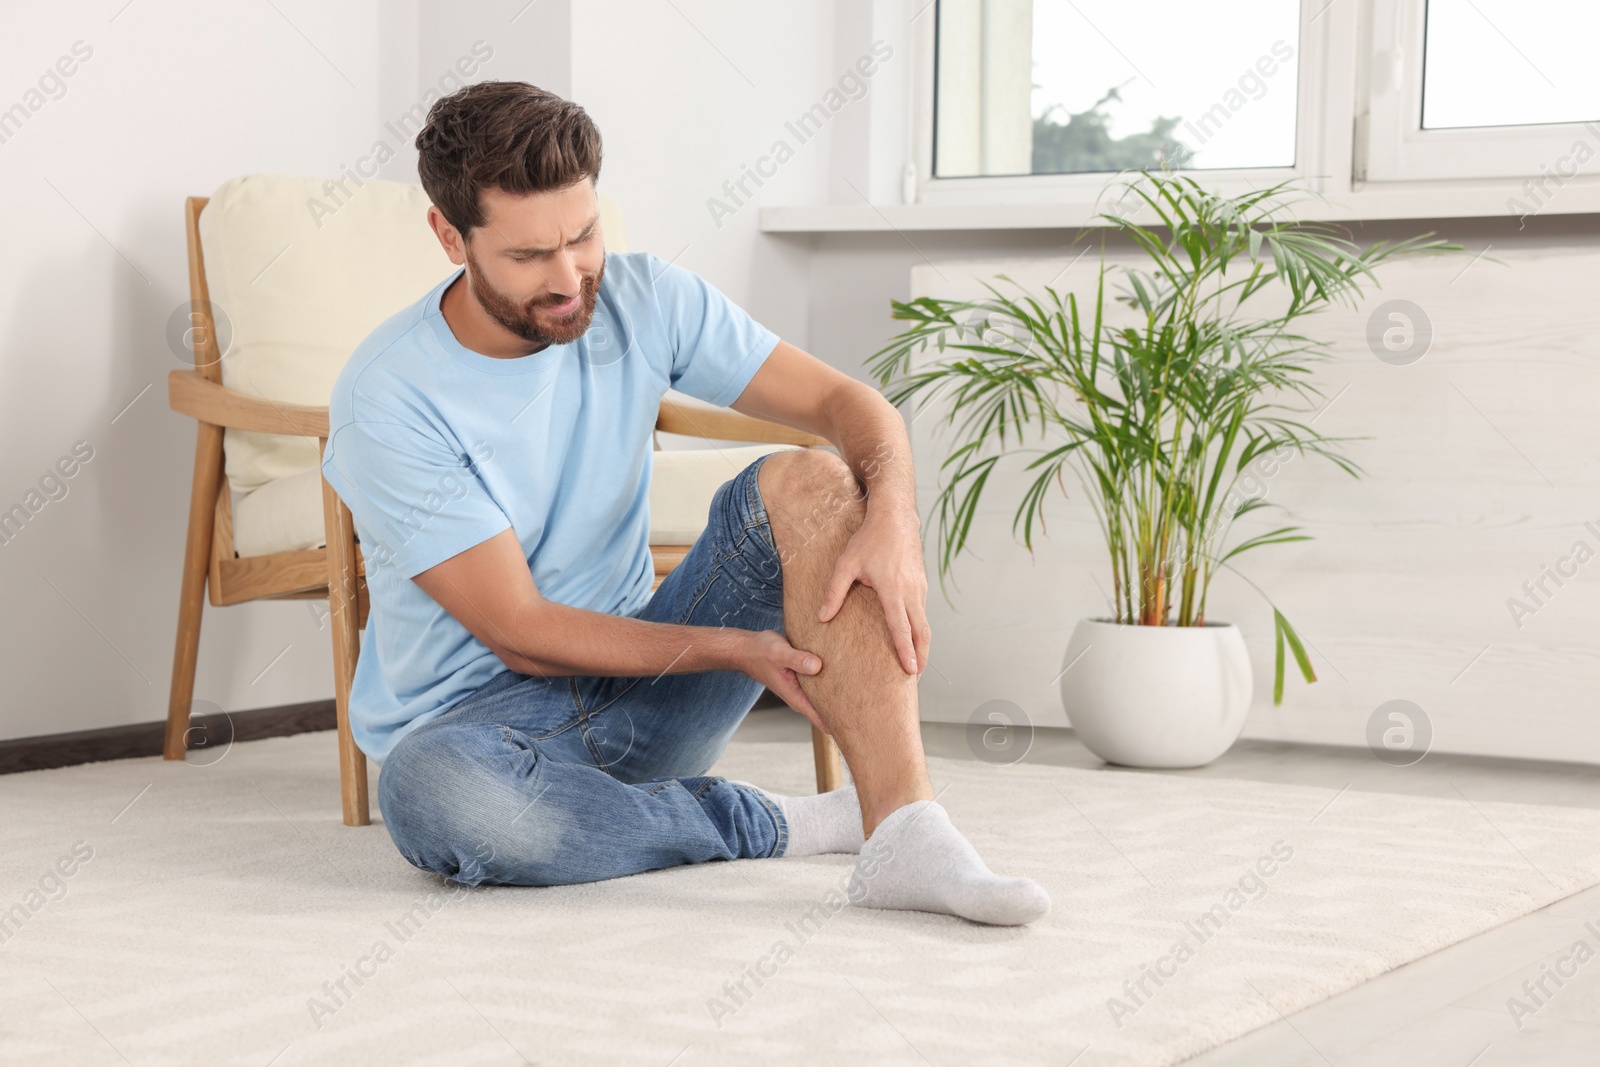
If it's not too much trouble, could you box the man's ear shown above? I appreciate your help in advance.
[428,205,467,266]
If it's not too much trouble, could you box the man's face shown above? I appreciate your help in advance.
[457,179,606,349]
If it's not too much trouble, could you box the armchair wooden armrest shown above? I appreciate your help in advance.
[168,377,829,449]
[655,396,829,448]
[168,369,330,437]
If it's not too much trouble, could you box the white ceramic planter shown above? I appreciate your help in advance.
[1058,617,1253,768]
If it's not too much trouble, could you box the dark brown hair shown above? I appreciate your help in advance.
[415,80,602,242]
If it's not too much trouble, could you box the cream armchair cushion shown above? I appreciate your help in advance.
[232,467,327,559]
[644,444,802,544]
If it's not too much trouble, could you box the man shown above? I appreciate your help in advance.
[321,80,1049,927]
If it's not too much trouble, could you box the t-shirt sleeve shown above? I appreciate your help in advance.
[648,253,781,408]
[320,413,512,580]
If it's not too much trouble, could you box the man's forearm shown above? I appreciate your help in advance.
[825,383,918,523]
[494,600,747,679]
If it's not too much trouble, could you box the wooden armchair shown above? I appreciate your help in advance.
[165,189,845,827]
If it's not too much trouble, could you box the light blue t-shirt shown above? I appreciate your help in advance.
[320,250,781,764]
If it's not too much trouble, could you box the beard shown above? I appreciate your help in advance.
[461,243,604,349]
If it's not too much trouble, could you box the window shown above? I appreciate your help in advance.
[934,0,1302,178]
[902,0,1600,220]
[1363,0,1600,181]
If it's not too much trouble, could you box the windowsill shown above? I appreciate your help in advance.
[759,182,1600,233]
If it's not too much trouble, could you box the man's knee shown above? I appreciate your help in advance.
[378,721,565,887]
[759,448,866,552]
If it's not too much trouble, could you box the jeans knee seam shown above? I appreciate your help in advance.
[745,466,780,556]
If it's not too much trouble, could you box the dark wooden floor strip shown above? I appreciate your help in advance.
[0,700,337,775]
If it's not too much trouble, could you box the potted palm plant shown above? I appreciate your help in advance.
[868,173,1459,768]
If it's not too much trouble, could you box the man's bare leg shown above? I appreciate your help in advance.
[750,448,1051,925]
[757,448,933,838]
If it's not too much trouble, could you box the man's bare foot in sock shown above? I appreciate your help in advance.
[846,799,1050,926]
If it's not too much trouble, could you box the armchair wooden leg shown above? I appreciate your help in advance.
[811,727,844,792]
[165,422,223,761]
[327,603,370,826]
[329,606,370,828]
[333,678,370,827]
[320,449,370,827]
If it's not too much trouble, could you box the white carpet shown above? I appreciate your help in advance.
[4,729,1600,1066]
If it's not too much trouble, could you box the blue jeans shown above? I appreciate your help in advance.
[377,451,795,886]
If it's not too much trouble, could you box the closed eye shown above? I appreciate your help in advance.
[508,227,599,262]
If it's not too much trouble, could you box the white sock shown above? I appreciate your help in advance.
[730,781,865,856]
[846,799,1050,926]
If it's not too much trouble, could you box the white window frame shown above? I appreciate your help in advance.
[1360,0,1600,182]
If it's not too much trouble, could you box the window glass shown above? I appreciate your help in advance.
[935,0,1300,177]
[1422,0,1600,129]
